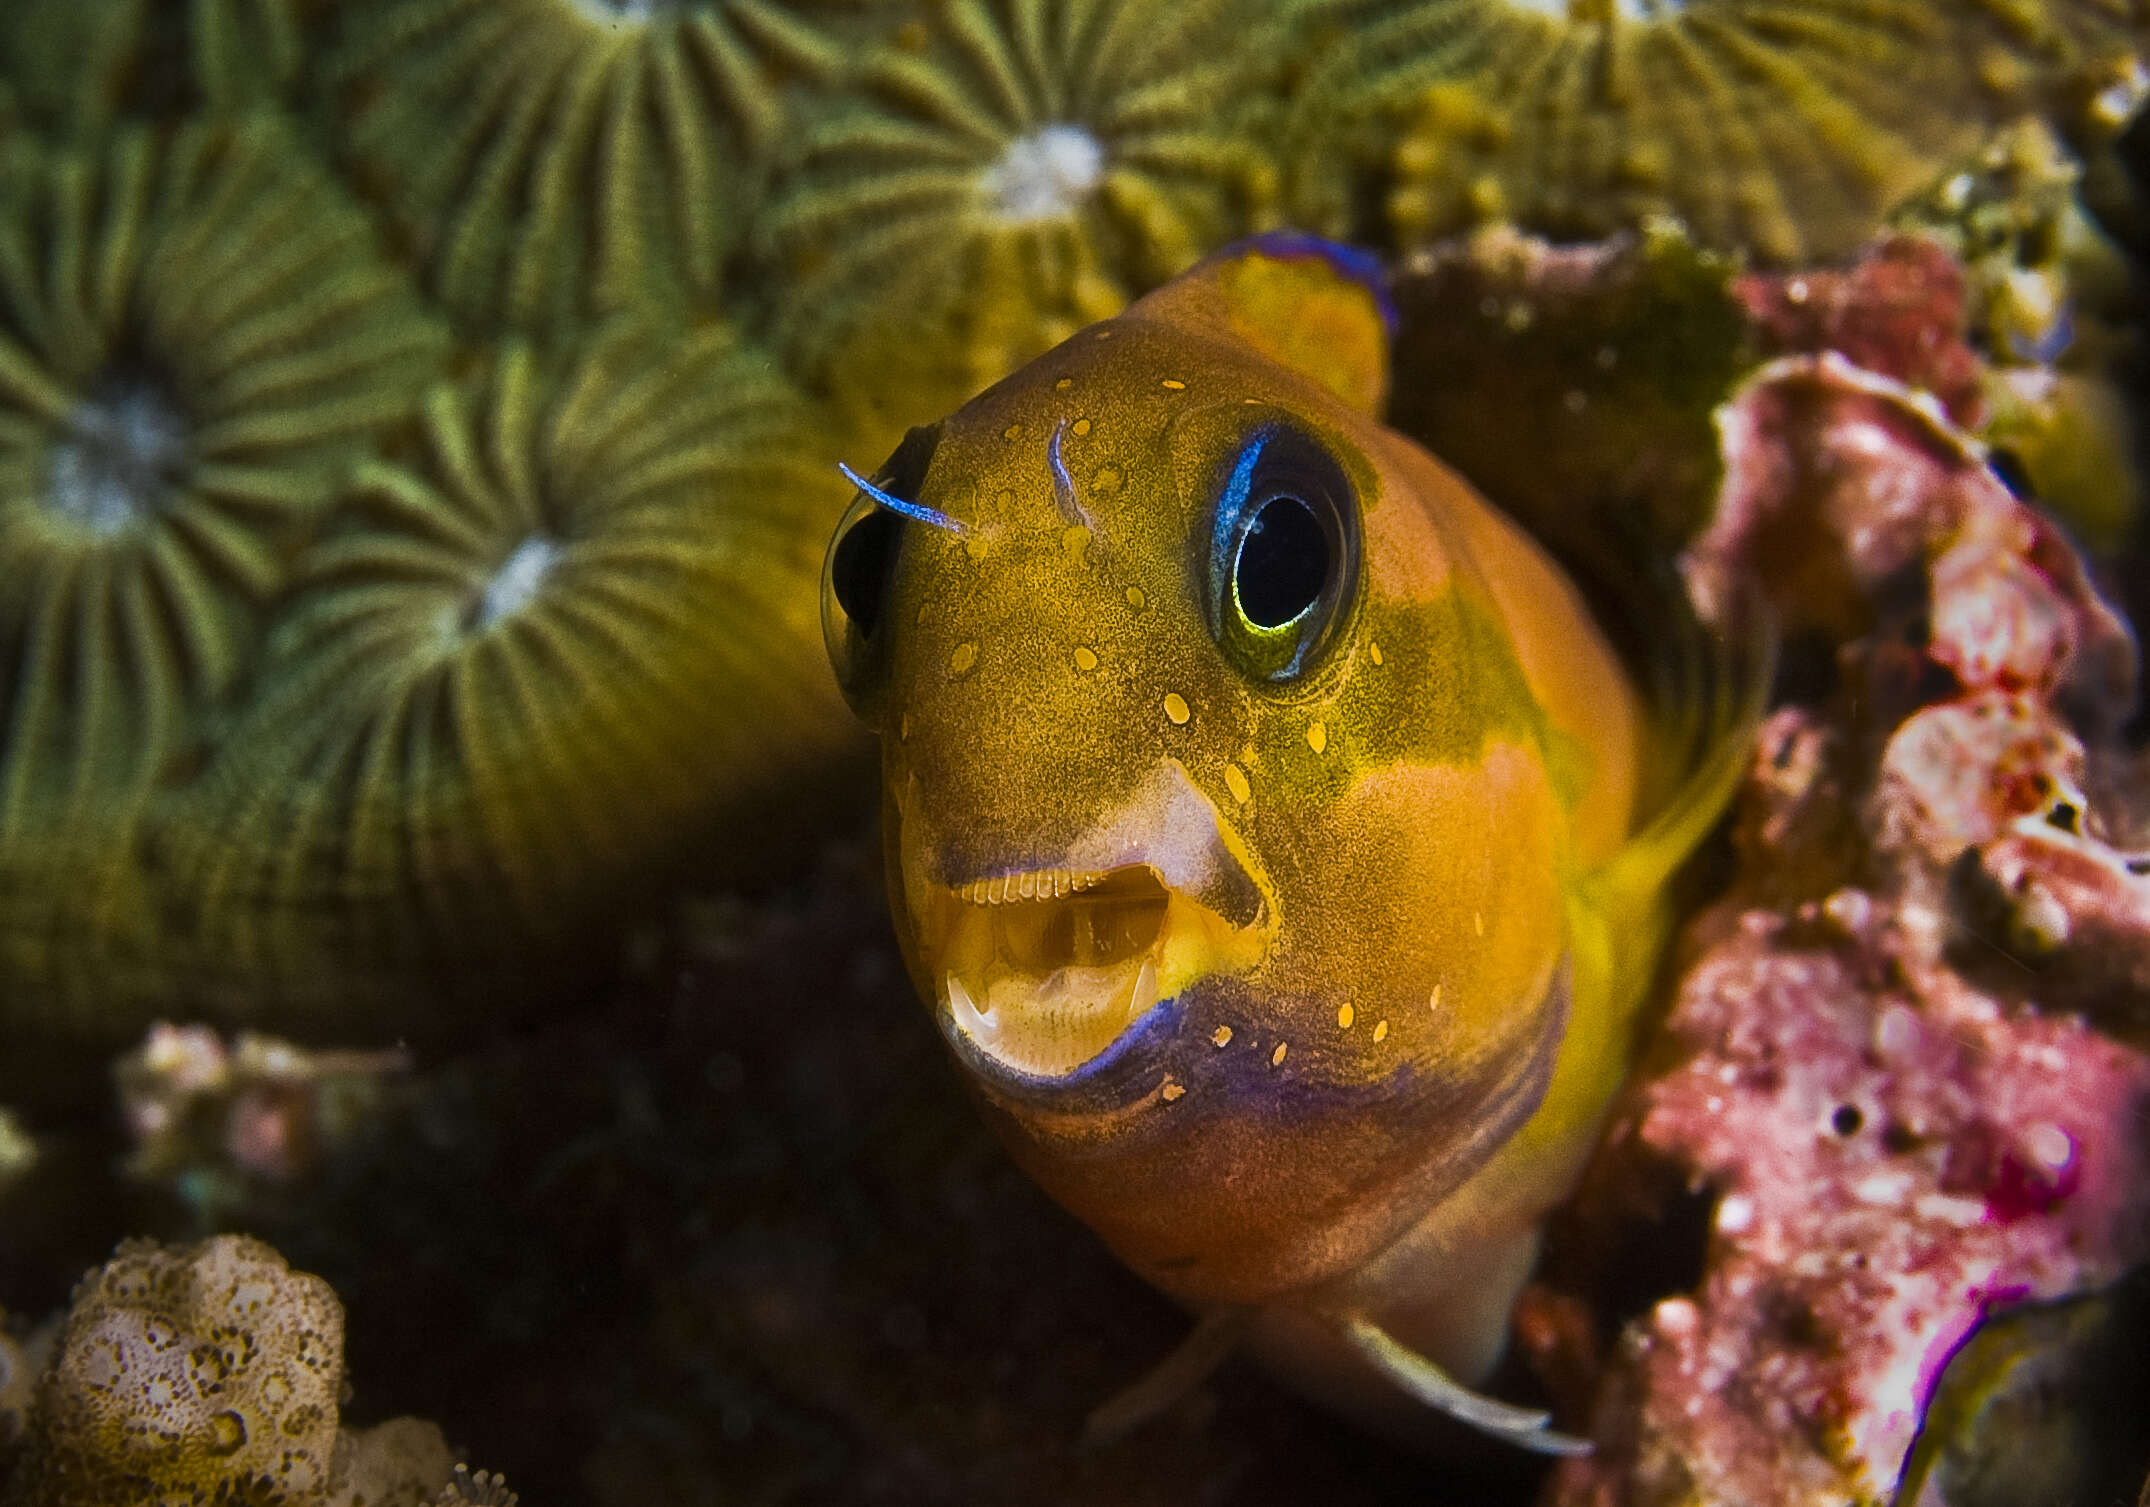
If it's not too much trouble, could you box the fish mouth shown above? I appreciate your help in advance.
[918,863,1261,1079]
[898,763,1276,1082]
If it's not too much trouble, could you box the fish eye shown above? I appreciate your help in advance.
[1207,425,1359,683]
[822,423,941,715]
[829,504,901,640]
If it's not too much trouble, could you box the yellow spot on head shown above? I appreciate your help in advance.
[1271,1042,1288,1067]
[1161,378,1187,391]
[1161,1080,1185,1103]
[1164,692,1190,725]
[1373,1019,1389,1043]
[1091,465,1122,494]
[1211,1025,1233,1048]
[1002,424,1022,441]
[1337,1003,1354,1030]
[948,641,979,676]
[1306,721,1328,755]
[1125,586,1146,611]
[1072,418,1092,437]
[1369,640,1384,667]
[1062,524,1091,563]
[1073,645,1099,672]
[1224,763,1251,804]
[1474,911,1485,937]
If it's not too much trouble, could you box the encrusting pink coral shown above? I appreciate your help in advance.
[1546,272,2150,1506]
[1732,237,1989,431]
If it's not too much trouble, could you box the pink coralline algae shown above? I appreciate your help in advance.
[1549,327,2150,1505]
[1733,237,1989,431]
[1556,916,2150,1507]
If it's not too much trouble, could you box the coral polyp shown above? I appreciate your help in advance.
[0,117,446,839]
[161,327,862,1027]
[330,0,856,330]
[758,0,1282,426]
[1284,0,2150,264]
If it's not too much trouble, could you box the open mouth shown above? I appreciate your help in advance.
[918,864,1259,1079]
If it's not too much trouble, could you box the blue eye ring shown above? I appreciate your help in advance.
[1204,424,1360,684]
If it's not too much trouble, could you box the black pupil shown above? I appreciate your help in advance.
[1235,495,1327,628]
[831,507,903,638]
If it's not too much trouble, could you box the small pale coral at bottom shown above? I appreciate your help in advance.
[0,1235,485,1507]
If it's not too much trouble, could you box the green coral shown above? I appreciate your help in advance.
[758,0,1283,432]
[329,0,862,332]
[190,0,312,110]
[0,111,445,1053]
[0,115,445,836]
[159,326,861,1029]
[0,0,314,128]
[1282,0,2150,265]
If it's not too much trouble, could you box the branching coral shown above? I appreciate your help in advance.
[330,0,864,330]
[158,326,862,1029]
[758,0,1282,428]
[1283,0,2150,265]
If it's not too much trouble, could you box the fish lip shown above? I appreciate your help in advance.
[898,764,1276,1091]
[919,860,1236,1086]
[933,966,1189,1099]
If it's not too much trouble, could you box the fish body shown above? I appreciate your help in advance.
[822,234,1758,1438]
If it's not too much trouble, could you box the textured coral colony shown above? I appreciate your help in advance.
[1,0,2149,1503]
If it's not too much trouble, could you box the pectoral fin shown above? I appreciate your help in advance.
[1340,1315,1593,1458]
[1081,1306,1252,1447]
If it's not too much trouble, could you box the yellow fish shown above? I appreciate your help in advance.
[821,235,1764,1449]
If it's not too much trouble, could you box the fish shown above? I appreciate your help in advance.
[820,232,1767,1451]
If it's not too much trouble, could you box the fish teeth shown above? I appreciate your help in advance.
[947,974,997,1042]
[1130,957,1159,1019]
[957,866,1112,906]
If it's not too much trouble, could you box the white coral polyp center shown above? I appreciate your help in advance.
[1505,0,1670,17]
[982,125,1106,224]
[46,383,190,537]
[474,535,562,628]
[570,0,674,25]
